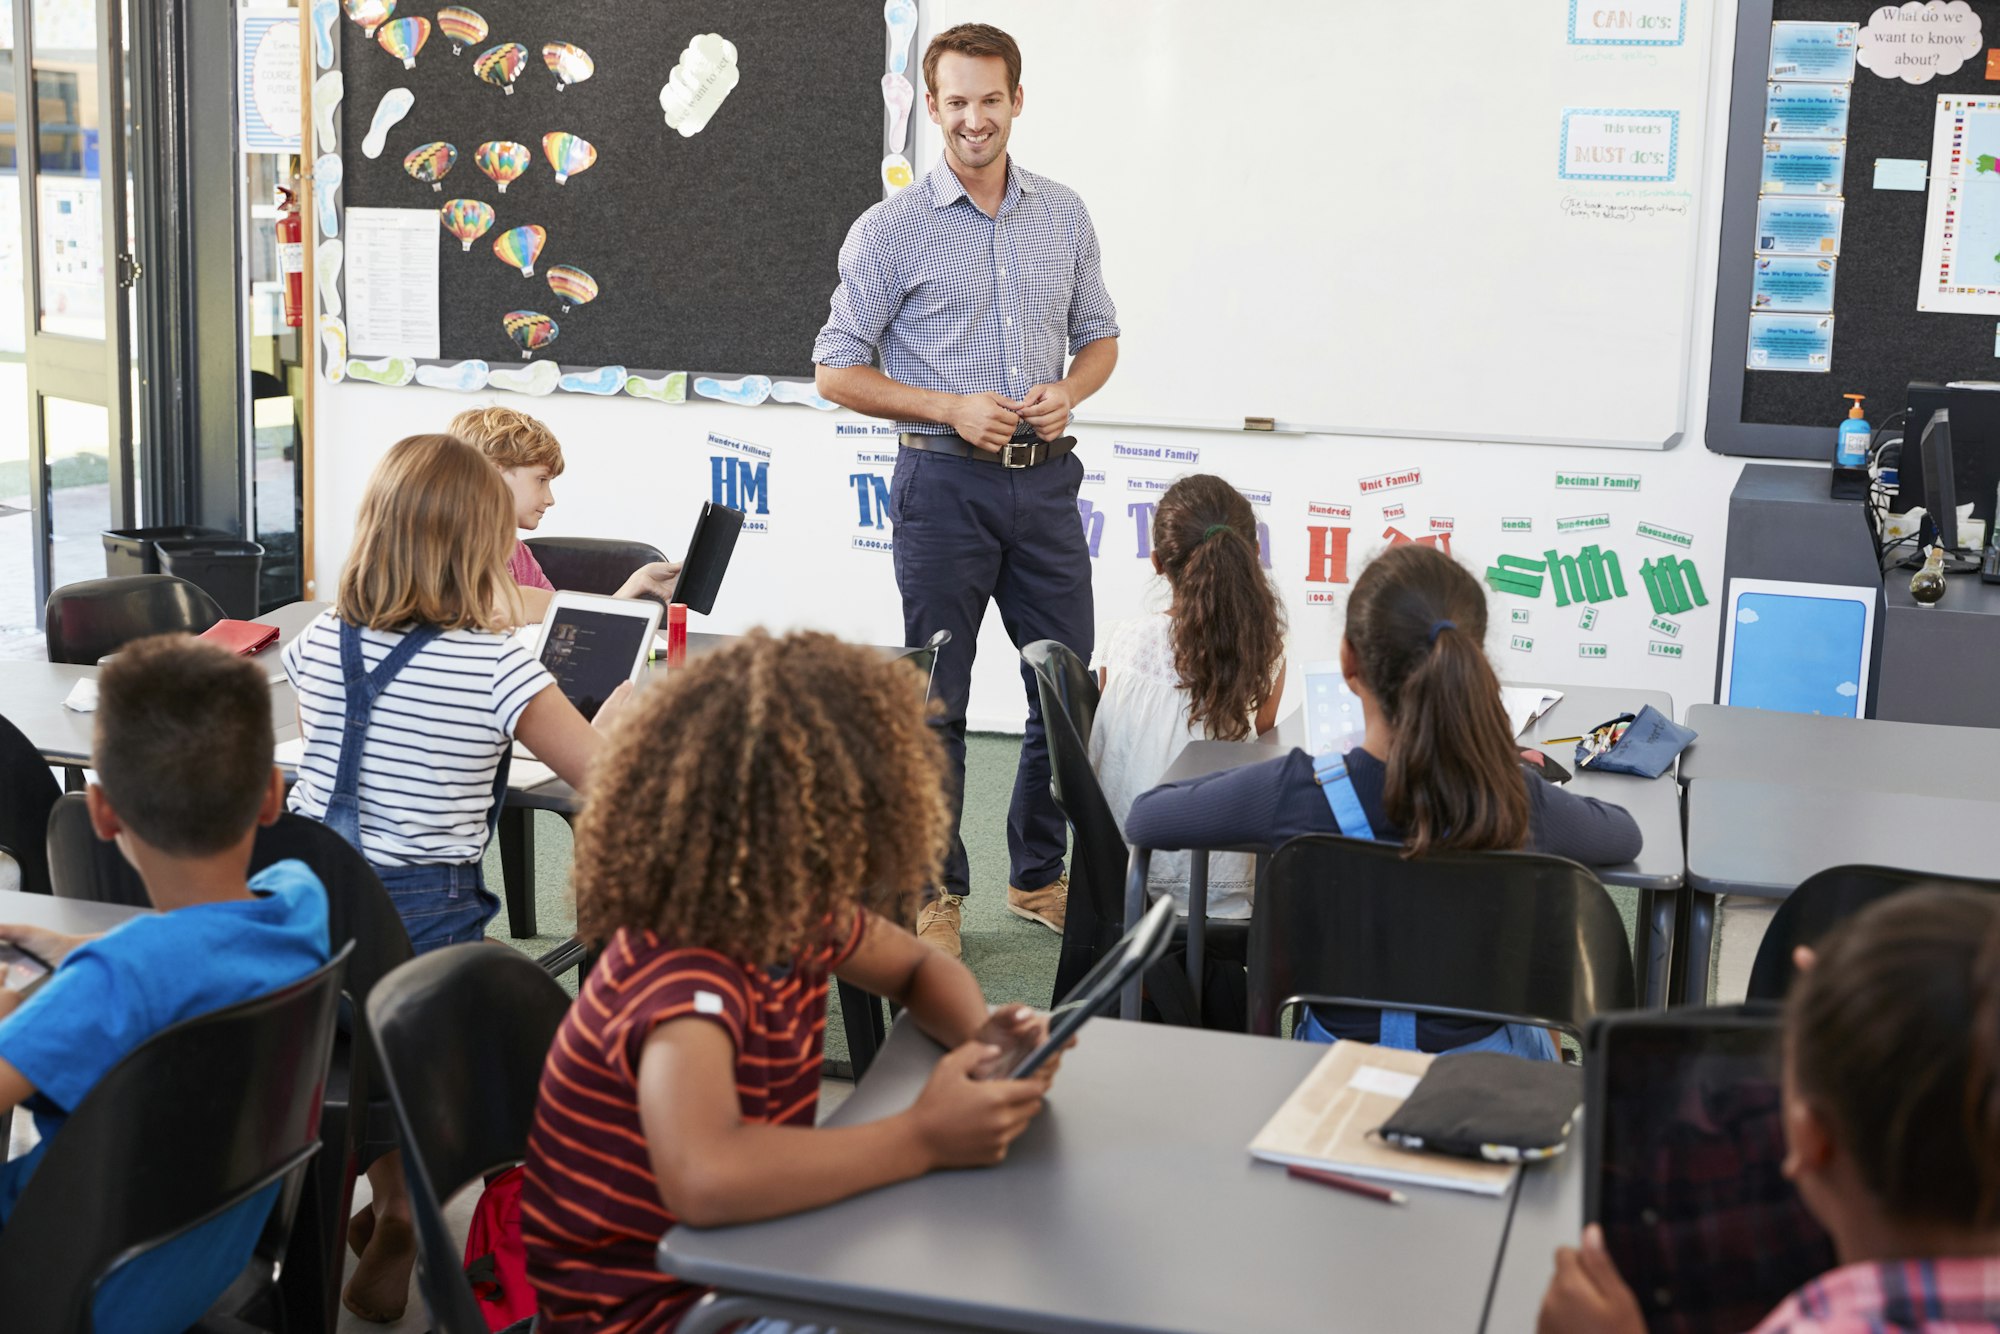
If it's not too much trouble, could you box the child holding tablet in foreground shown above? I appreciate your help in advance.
[1090,474,1286,920]
[1538,886,2000,1334]
[1125,542,1640,1057]
[523,631,1064,1333]
[449,406,680,621]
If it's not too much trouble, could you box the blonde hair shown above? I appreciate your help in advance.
[337,434,522,632]
[449,405,566,476]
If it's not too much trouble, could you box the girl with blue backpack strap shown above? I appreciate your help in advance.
[1126,543,1642,1059]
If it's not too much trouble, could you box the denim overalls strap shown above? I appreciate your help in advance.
[1313,754,1417,1051]
[322,621,442,851]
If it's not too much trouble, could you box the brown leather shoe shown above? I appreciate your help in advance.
[916,893,964,958]
[1006,873,1068,933]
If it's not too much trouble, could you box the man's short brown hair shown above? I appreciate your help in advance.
[93,635,275,856]
[449,405,566,476]
[923,23,1021,95]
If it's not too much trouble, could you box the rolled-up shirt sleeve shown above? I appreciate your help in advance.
[813,209,898,369]
[1067,202,1120,354]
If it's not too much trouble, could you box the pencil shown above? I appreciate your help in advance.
[1285,1163,1408,1205]
[1538,736,1582,746]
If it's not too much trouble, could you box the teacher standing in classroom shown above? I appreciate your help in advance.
[814,22,1120,960]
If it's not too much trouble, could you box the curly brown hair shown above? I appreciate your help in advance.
[1152,474,1285,742]
[572,631,950,959]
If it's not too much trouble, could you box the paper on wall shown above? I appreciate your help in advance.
[345,207,441,358]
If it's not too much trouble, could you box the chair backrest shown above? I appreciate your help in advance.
[43,574,225,665]
[523,536,668,600]
[367,945,571,1334]
[0,711,59,896]
[1020,640,1124,1005]
[0,942,350,1332]
[1745,864,2000,1002]
[1248,835,1636,1040]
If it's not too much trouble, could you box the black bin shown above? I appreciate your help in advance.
[101,525,227,578]
[154,538,265,620]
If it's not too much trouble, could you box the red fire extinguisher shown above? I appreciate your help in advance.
[277,184,305,328]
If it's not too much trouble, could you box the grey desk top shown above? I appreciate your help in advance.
[0,601,322,765]
[661,1017,1522,1334]
[1156,683,1684,891]
[1686,778,2000,898]
[1483,1131,1580,1333]
[0,889,150,935]
[1681,704,2000,796]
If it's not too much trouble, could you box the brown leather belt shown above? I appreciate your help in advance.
[898,432,1078,469]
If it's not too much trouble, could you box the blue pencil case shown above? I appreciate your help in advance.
[1574,704,1695,779]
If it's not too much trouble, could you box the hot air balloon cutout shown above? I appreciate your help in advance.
[503,309,559,359]
[474,42,527,95]
[493,225,546,277]
[542,132,597,185]
[403,141,457,191]
[377,15,429,68]
[543,42,594,91]
[474,140,530,193]
[342,0,394,39]
[437,6,486,55]
[546,265,597,313]
[441,199,495,252]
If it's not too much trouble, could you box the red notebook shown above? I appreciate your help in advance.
[199,619,279,656]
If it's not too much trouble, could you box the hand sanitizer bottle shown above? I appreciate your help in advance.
[1836,394,1871,467]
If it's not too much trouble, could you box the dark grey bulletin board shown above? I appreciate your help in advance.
[1709,0,2000,458]
[337,1,883,376]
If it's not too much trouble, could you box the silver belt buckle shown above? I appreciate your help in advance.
[1000,439,1037,469]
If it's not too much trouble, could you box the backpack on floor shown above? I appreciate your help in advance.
[463,1166,536,1331]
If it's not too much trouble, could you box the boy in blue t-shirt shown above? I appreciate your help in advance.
[0,634,330,1334]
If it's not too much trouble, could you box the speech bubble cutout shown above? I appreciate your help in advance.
[1857,1,1982,84]
[660,34,740,137]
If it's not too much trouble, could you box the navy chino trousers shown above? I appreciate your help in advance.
[889,443,1094,899]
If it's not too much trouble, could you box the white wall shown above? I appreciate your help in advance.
[313,5,1760,731]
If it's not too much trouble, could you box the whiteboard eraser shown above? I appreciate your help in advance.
[1243,416,1275,432]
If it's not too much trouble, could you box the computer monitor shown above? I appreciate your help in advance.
[1897,381,2000,531]
[1917,408,1981,573]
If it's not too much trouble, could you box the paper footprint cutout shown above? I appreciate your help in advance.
[362,88,414,159]
[312,0,339,68]
[488,359,561,396]
[881,72,913,151]
[313,153,343,238]
[882,154,913,193]
[346,356,416,386]
[414,359,491,392]
[312,71,343,155]
[884,0,918,73]
[624,372,687,404]
[770,380,837,411]
[693,374,772,407]
[316,239,342,318]
[318,316,347,383]
[559,365,626,395]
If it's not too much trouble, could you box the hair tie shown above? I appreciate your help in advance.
[1201,524,1234,544]
[1428,619,1456,645]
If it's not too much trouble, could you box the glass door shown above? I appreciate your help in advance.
[5,0,135,643]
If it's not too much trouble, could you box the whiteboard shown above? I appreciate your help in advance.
[915,1,1716,449]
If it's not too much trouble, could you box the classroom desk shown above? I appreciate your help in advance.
[1139,683,1685,1014]
[1677,778,2000,999]
[0,889,150,935]
[660,1016,1527,1334]
[1679,703,2000,795]
[1482,1127,1581,1333]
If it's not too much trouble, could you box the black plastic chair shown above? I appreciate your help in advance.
[1248,835,1636,1043]
[0,711,59,897]
[523,536,670,602]
[46,796,415,1332]
[0,942,350,1333]
[368,943,570,1334]
[43,573,225,666]
[1744,864,2000,1002]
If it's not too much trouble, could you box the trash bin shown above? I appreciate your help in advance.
[101,525,227,578]
[154,538,266,620]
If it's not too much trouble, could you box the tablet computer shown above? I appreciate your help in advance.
[531,591,662,722]
[0,943,52,996]
[1303,658,1366,757]
[998,896,1177,1080]
[673,502,745,616]
[1585,1007,1834,1333]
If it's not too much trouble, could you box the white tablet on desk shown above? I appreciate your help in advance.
[530,591,661,722]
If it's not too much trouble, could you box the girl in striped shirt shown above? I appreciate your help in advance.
[283,433,626,1321]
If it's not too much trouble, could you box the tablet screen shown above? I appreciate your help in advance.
[539,605,649,721]
[1593,1017,1834,1333]
[1304,659,1365,757]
